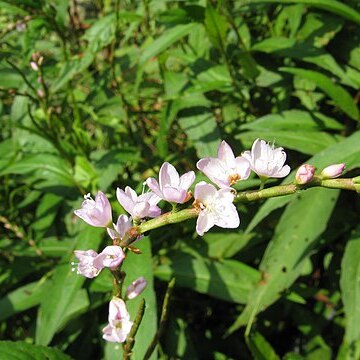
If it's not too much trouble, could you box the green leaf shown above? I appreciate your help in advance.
[204,5,228,50]
[50,52,94,93]
[238,130,338,155]
[241,0,360,26]
[31,193,63,237]
[0,153,75,187]
[229,188,339,332]
[247,332,280,360]
[252,37,296,52]
[0,280,47,322]
[74,155,98,189]
[0,341,72,360]
[240,110,343,131]
[179,111,221,158]
[339,228,360,359]
[35,226,103,345]
[155,250,261,304]
[82,14,116,53]
[139,23,199,65]
[201,232,255,259]
[281,67,359,120]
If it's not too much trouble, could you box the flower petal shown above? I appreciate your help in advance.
[194,181,217,203]
[179,171,195,191]
[197,158,229,188]
[146,177,162,198]
[217,140,236,168]
[196,211,215,236]
[116,188,134,215]
[162,186,187,203]
[160,162,180,188]
[114,214,132,239]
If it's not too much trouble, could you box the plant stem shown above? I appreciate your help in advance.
[143,278,176,360]
[119,178,359,247]
[122,299,146,360]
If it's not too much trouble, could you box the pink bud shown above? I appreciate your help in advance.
[295,164,315,184]
[126,277,147,299]
[321,163,345,179]
[30,61,39,71]
[37,89,45,98]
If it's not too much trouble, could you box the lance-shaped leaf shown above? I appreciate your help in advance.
[204,5,228,51]
[35,225,103,345]
[229,187,339,333]
[339,229,360,359]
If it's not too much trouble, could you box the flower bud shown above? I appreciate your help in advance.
[321,163,345,179]
[30,61,39,71]
[295,164,315,185]
[126,277,147,299]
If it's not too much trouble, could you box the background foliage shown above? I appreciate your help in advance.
[1,0,360,359]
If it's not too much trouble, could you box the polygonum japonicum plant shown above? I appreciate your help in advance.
[72,138,355,354]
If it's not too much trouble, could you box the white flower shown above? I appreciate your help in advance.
[102,298,133,343]
[146,162,195,203]
[242,139,290,178]
[116,186,161,220]
[197,140,250,188]
[193,181,239,236]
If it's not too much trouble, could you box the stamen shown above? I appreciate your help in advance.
[228,174,241,185]
[84,193,92,200]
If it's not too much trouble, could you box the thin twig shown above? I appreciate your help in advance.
[143,278,176,360]
[122,299,146,359]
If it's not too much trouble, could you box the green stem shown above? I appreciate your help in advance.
[122,299,146,359]
[6,60,37,95]
[119,178,358,246]
[111,270,126,297]
[143,278,176,360]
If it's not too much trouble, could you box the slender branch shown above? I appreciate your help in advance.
[6,60,38,95]
[122,299,146,360]
[143,278,176,360]
[111,270,126,298]
[119,177,359,247]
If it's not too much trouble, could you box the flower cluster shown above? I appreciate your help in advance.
[72,138,345,343]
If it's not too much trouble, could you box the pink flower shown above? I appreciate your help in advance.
[146,162,195,203]
[295,164,315,185]
[107,214,133,241]
[116,186,161,220]
[193,181,239,236]
[74,191,112,227]
[126,277,147,300]
[93,246,125,270]
[72,249,103,278]
[102,298,133,343]
[197,140,250,188]
[242,139,290,179]
[321,163,345,179]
